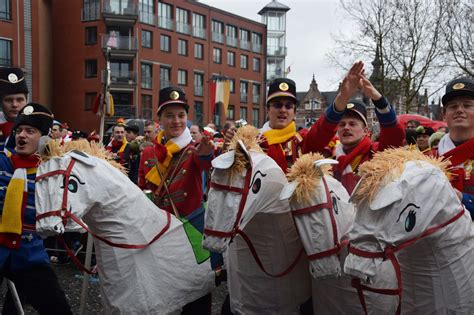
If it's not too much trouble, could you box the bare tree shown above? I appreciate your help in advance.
[330,0,450,113]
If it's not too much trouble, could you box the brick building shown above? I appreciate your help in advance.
[0,0,267,132]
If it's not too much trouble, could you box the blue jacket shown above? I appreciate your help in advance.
[0,153,50,271]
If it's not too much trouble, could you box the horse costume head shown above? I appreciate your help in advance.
[35,140,126,237]
[203,125,290,253]
[280,153,355,278]
[344,148,465,284]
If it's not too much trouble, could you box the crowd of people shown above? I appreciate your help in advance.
[0,62,472,314]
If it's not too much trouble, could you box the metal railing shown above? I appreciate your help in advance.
[268,46,287,56]
[158,17,174,30]
[240,40,250,51]
[112,104,136,118]
[176,22,190,34]
[103,1,138,16]
[101,34,137,51]
[212,32,224,44]
[103,70,137,85]
[192,27,206,39]
[226,37,237,47]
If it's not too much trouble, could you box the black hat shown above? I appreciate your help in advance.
[441,77,474,106]
[415,125,434,137]
[13,103,54,136]
[125,123,139,134]
[0,67,29,97]
[344,99,368,126]
[266,78,297,104]
[71,130,88,140]
[157,86,189,115]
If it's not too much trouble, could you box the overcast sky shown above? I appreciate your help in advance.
[200,0,356,93]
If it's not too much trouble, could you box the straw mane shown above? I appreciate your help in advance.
[351,148,450,206]
[42,139,125,172]
[286,153,332,203]
[227,125,263,179]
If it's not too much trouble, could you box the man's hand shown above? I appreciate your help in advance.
[359,74,382,101]
[334,61,364,111]
[222,126,237,151]
[197,135,214,156]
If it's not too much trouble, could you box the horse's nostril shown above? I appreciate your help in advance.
[54,225,59,231]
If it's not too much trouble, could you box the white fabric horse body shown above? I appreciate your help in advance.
[203,137,311,314]
[280,154,397,314]
[35,151,215,314]
[346,149,474,314]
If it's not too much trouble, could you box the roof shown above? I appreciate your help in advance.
[258,0,291,15]
[296,91,338,105]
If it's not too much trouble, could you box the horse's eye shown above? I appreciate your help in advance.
[251,178,261,193]
[332,196,339,215]
[67,179,78,193]
[405,210,416,232]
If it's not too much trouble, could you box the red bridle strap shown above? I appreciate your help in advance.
[349,208,465,315]
[292,177,344,261]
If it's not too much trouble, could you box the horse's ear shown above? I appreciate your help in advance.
[314,159,339,168]
[68,150,97,167]
[369,180,403,210]
[212,150,235,169]
[236,140,251,161]
[38,136,52,157]
[280,181,298,200]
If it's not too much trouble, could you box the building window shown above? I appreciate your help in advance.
[251,32,263,53]
[110,61,132,83]
[194,43,203,59]
[0,39,12,67]
[213,48,222,64]
[240,29,250,50]
[252,83,260,104]
[194,101,203,125]
[240,55,248,69]
[82,0,100,21]
[85,26,97,45]
[211,20,224,43]
[178,39,187,56]
[141,63,152,89]
[176,7,189,34]
[227,105,235,120]
[229,79,235,94]
[158,2,173,30]
[85,59,97,78]
[240,106,248,120]
[252,108,259,127]
[139,0,154,24]
[253,58,260,72]
[194,72,204,96]
[142,29,152,48]
[240,81,248,103]
[160,34,170,52]
[160,66,171,89]
[178,69,187,86]
[84,92,96,111]
[192,13,206,38]
[227,51,235,67]
[226,24,237,47]
[142,94,153,119]
[213,102,221,126]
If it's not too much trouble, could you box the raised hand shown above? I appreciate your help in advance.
[334,61,364,111]
[197,134,214,156]
[359,74,382,101]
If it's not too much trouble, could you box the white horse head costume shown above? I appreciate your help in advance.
[203,125,311,314]
[35,140,215,314]
[346,148,474,314]
[281,153,397,314]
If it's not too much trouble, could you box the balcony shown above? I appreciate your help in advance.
[139,11,156,25]
[252,43,263,54]
[268,46,287,57]
[111,104,136,119]
[240,93,248,103]
[102,1,138,25]
[194,85,203,96]
[81,5,100,21]
[192,27,206,39]
[226,37,237,47]
[103,70,137,90]
[176,22,191,35]
[158,17,174,30]
[240,40,250,51]
[212,32,224,44]
[101,34,137,59]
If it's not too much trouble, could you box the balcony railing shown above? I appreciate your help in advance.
[240,93,248,103]
[226,37,238,47]
[240,40,250,51]
[252,43,263,54]
[139,11,155,25]
[268,46,287,56]
[103,70,137,85]
[101,34,137,51]
[192,27,206,39]
[103,1,138,16]
[212,32,224,44]
[112,104,136,119]
[194,85,203,96]
[176,22,191,34]
[81,5,100,21]
[158,17,174,30]
[253,95,260,104]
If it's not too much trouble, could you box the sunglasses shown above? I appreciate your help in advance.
[270,101,295,110]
